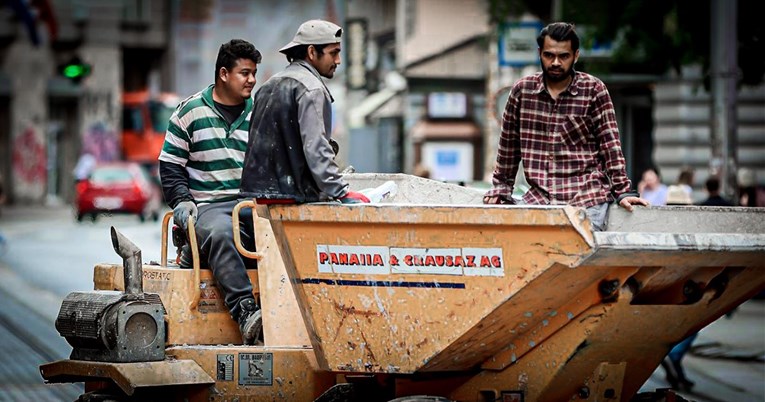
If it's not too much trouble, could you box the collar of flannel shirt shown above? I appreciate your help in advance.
[533,69,581,97]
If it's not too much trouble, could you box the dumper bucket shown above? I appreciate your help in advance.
[261,174,765,392]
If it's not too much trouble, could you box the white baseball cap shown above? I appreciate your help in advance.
[279,19,342,54]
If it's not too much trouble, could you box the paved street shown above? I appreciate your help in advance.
[640,299,765,402]
[0,203,165,401]
[0,203,763,401]
[0,278,82,401]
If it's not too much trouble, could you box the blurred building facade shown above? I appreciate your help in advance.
[346,0,765,199]
[0,0,346,205]
[1,0,763,205]
[0,0,172,204]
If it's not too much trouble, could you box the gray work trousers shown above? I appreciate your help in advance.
[585,202,610,232]
[515,199,610,232]
[181,199,257,318]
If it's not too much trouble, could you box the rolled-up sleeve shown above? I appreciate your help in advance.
[297,89,348,198]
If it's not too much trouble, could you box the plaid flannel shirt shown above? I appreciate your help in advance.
[486,71,632,208]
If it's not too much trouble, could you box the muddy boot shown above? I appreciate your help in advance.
[237,298,262,345]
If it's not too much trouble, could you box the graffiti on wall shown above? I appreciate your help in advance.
[82,121,118,162]
[83,92,115,123]
[12,125,46,185]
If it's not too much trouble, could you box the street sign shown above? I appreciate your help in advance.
[498,21,543,67]
[346,19,368,90]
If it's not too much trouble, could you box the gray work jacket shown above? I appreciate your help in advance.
[240,60,348,202]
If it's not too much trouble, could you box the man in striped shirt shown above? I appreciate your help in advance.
[484,22,647,230]
[159,39,264,344]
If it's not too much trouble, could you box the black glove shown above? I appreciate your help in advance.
[173,201,197,230]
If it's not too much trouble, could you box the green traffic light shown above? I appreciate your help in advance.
[62,64,89,79]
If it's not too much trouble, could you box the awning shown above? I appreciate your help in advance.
[348,88,400,128]
[404,37,487,80]
[369,94,403,120]
[411,120,481,142]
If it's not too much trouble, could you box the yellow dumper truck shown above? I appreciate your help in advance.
[40,174,765,401]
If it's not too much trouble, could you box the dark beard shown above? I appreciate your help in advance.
[542,64,574,83]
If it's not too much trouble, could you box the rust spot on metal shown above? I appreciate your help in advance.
[333,301,383,341]
[358,330,377,363]
[578,312,605,323]
[333,301,383,318]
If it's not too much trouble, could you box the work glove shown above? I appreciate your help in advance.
[339,191,370,204]
[173,201,198,230]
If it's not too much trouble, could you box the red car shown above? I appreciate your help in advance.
[75,162,163,222]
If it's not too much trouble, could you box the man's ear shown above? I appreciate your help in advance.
[218,67,229,83]
[574,49,580,64]
[307,45,317,61]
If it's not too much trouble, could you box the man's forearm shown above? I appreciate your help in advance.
[159,161,194,208]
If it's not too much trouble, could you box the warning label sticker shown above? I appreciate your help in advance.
[216,354,234,381]
[198,279,226,313]
[238,353,273,386]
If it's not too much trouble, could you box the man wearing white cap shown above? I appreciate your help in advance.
[240,19,370,204]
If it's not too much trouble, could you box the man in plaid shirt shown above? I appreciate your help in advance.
[484,22,647,230]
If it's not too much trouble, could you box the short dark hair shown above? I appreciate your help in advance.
[705,176,721,193]
[283,44,328,63]
[215,39,262,82]
[537,22,580,52]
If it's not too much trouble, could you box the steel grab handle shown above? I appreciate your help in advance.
[160,210,202,310]
[186,214,201,310]
[232,200,265,260]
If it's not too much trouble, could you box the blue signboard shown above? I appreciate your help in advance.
[498,21,544,67]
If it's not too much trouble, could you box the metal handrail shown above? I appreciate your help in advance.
[232,200,264,261]
[160,210,202,310]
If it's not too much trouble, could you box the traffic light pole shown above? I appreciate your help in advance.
[710,0,738,202]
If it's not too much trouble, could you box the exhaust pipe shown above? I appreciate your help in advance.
[53,226,165,362]
[111,226,143,297]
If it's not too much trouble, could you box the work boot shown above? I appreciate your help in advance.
[237,298,262,345]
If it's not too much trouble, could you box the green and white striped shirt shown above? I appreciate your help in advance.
[159,84,252,204]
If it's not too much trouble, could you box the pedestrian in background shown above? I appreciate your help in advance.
[665,185,692,206]
[662,175,736,388]
[638,167,668,206]
[661,334,697,391]
[158,39,264,345]
[676,167,694,197]
[737,168,762,207]
[240,19,369,204]
[483,22,646,231]
[699,176,732,206]
[72,152,96,183]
